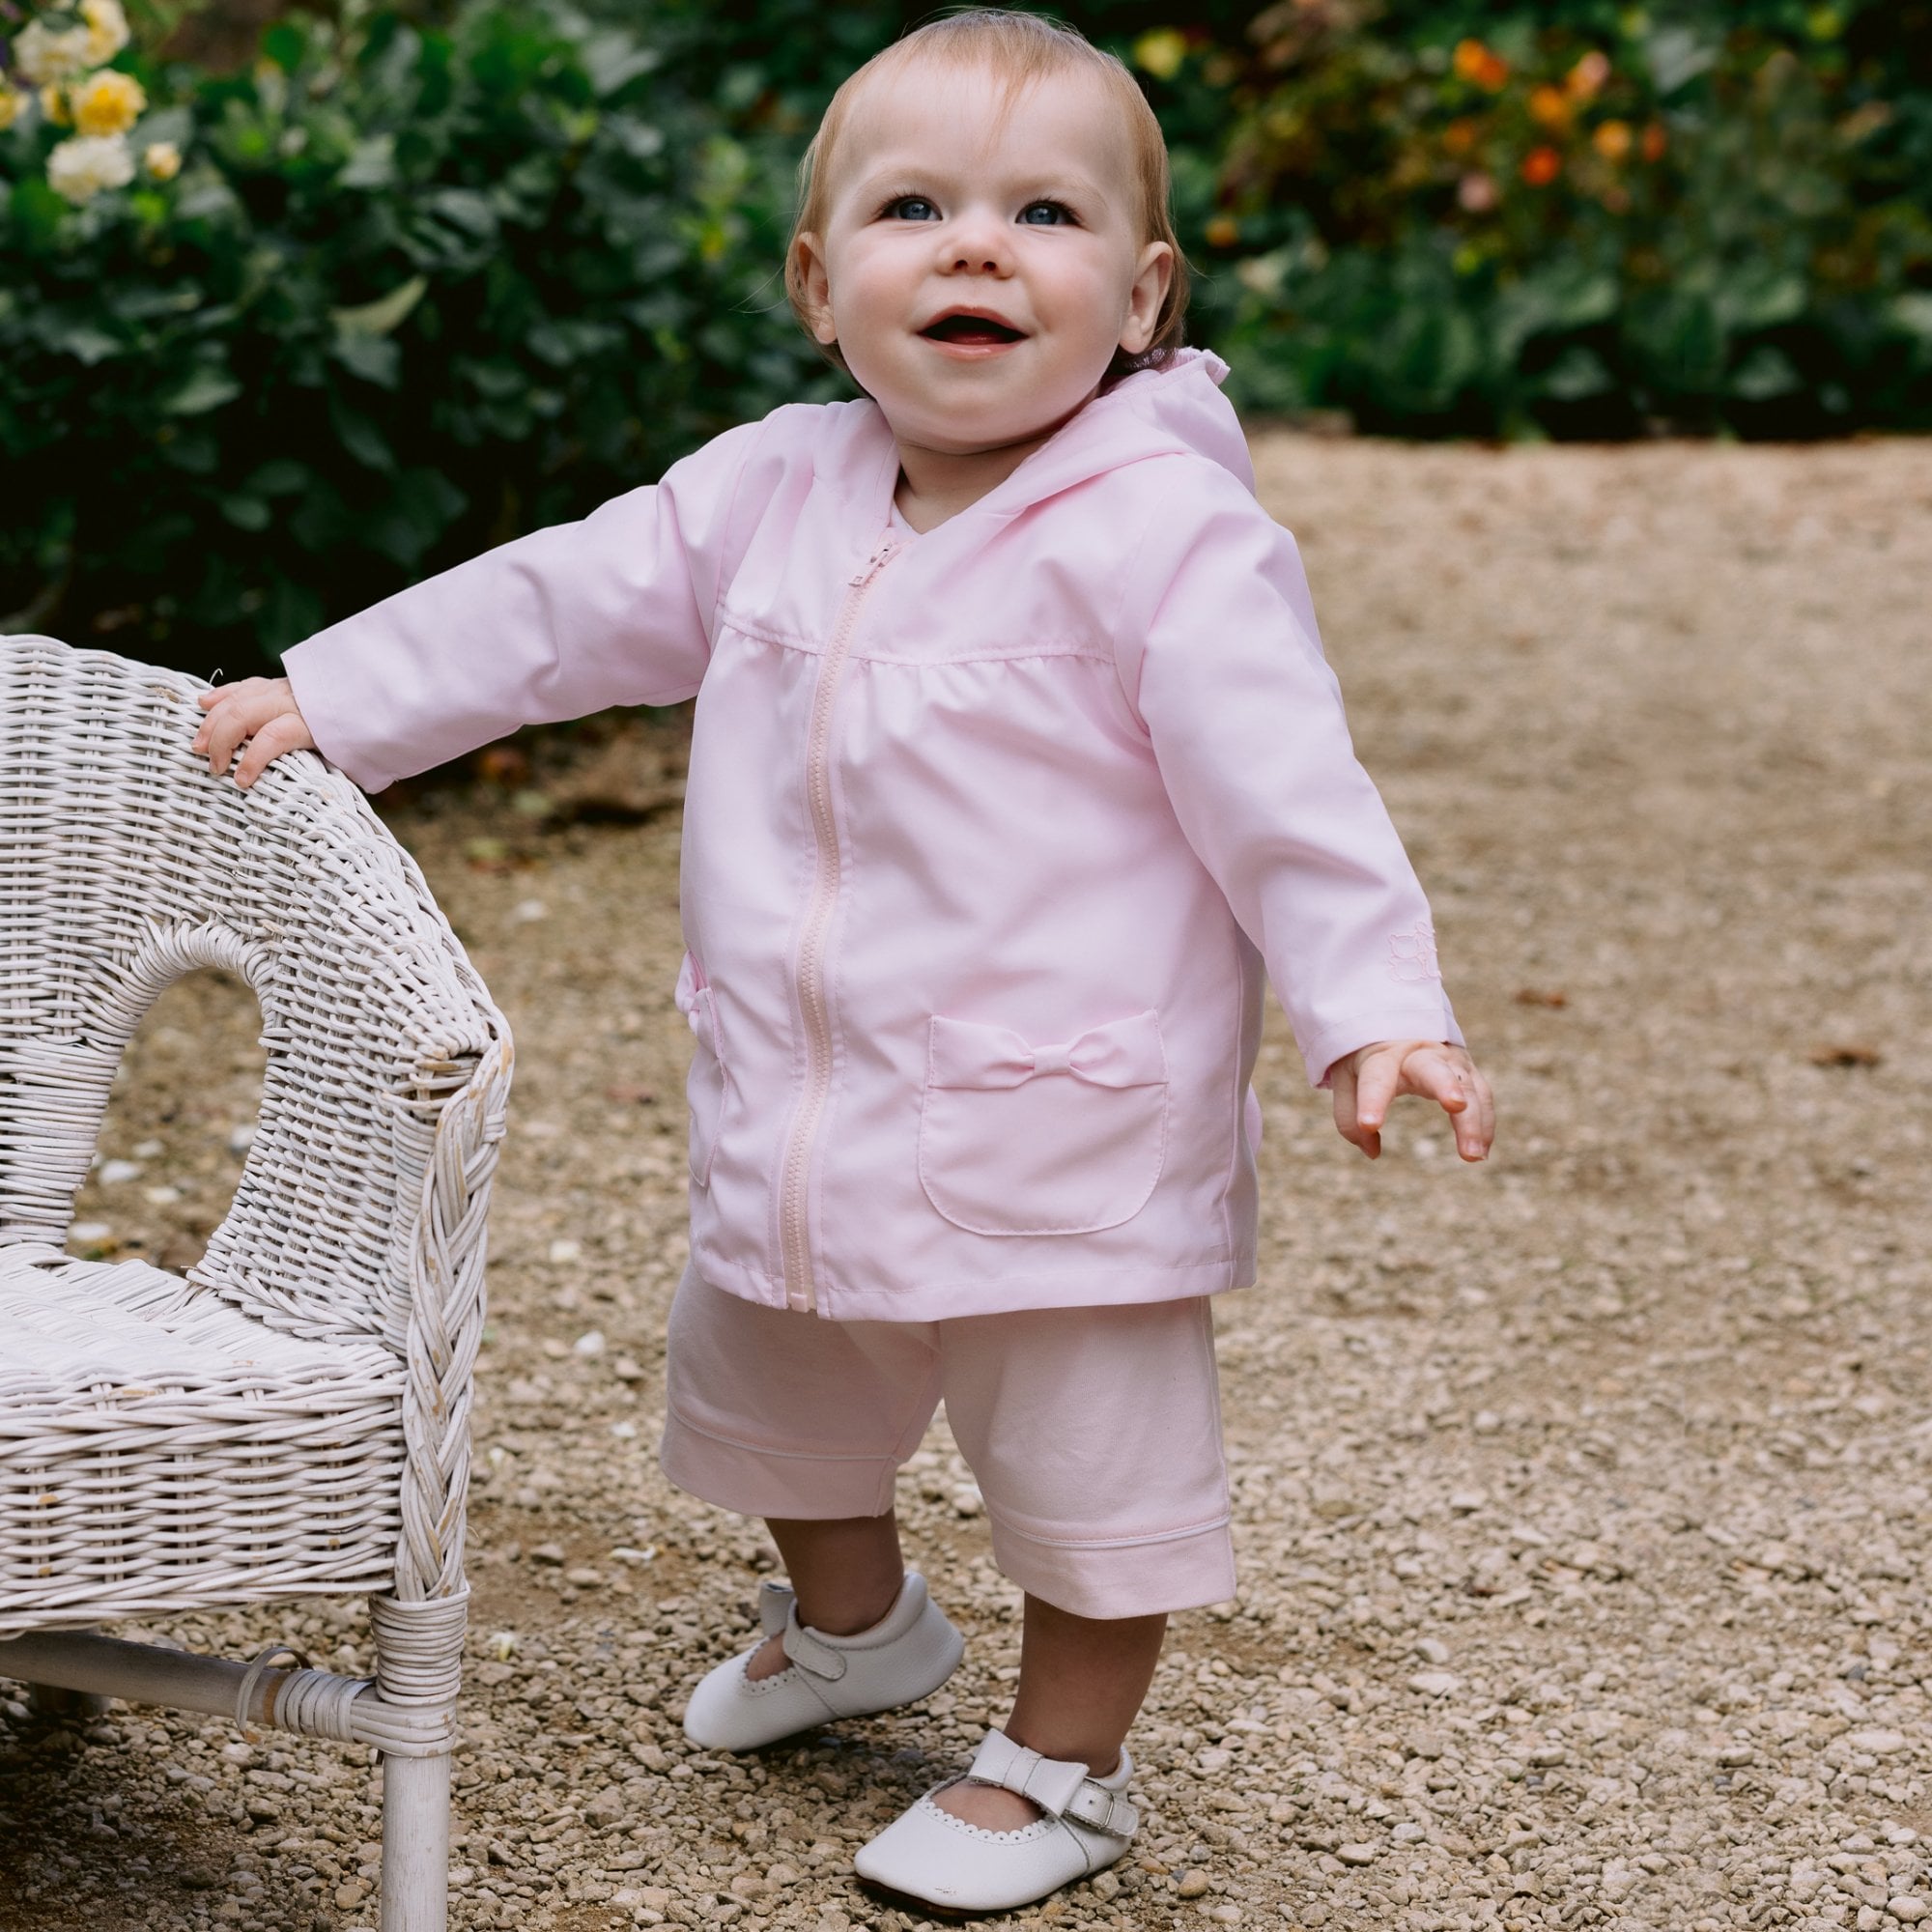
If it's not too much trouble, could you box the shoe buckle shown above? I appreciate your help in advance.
[1064,1781,1138,1838]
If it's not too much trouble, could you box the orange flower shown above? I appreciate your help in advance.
[1205,213,1239,249]
[1454,39,1508,90]
[1529,85,1570,129]
[1567,49,1611,99]
[1520,146,1562,186]
[1593,119,1633,162]
[1442,116,1481,156]
[1641,121,1668,161]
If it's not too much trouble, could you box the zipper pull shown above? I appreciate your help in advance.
[848,536,900,587]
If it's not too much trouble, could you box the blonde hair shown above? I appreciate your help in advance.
[784,9,1190,388]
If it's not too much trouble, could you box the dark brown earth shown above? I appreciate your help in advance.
[3,431,1928,1931]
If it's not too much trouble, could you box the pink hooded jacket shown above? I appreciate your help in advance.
[284,349,1461,1322]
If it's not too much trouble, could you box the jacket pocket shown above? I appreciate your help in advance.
[917,1009,1169,1236]
[673,951,728,1186]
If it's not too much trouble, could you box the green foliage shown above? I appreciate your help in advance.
[0,0,838,669]
[1155,2,1932,435]
[4,0,1931,674]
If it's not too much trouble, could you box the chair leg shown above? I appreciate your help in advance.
[381,1747,451,1932]
[23,1682,108,1721]
[369,1588,468,1931]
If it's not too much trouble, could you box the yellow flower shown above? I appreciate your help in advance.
[15,18,94,85]
[1528,85,1571,129]
[0,85,24,130]
[81,0,131,65]
[142,138,181,180]
[1132,28,1188,82]
[71,68,146,138]
[1204,213,1239,249]
[1593,119,1634,162]
[42,82,71,127]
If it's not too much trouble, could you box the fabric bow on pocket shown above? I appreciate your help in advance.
[918,1009,1170,1237]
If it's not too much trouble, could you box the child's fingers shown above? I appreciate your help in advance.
[1328,1059,1380,1160]
[192,681,298,777]
[1350,1046,1412,1138]
[197,700,267,777]
[1402,1046,1470,1116]
[232,713,315,789]
[1454,1063,1497,1162]
[1411,1048,1495,1162]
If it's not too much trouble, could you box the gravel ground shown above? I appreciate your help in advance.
[3,430,1928,1932]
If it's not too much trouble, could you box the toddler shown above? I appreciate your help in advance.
[197,11,1494,1915]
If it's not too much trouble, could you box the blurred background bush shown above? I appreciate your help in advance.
[4,0,1929,668]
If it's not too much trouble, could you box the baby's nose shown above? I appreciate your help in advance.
[942,214,1011,275]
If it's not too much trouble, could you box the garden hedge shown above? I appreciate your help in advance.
[4,0,1929,670]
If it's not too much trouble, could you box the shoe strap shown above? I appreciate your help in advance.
[759,1584,848,1680]
[757,1579,795,1639]
[967,1729,1139,1839]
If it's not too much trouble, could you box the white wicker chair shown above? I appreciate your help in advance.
[0,634,514,1930]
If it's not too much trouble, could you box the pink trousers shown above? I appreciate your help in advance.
[659,1263,1236,1620]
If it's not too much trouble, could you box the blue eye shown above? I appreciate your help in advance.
[1019,200,1075,225]
[886,196,938,221]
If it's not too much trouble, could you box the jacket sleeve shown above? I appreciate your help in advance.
[1112,460,1463,1088]
[280,415,777,793]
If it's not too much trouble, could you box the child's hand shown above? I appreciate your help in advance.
[191,677,317,788]
[1328,1039,1494,1163]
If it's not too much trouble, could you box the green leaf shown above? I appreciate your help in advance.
[1645,27,1719,96]
[581,31,661,99]
[218,494,272,531]
[53,320,126,365]
[263,575,328,653]
[159,365,242,415]
[1729,345,1802,400]
[245,459,310,497]
[340,134,398,190]
[329,396,395,471]
[330,274,428,337]
[1535,345,1615,401]
[10,178,71,249]
[330,331,402,387]
[425,188,497,239]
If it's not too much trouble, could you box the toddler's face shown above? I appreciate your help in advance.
[794,63,1173,459]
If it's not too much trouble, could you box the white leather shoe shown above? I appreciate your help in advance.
[681,1571,963,1751]
[854,1727,1140,1914]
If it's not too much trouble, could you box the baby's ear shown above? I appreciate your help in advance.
[1120,239,1174,355]
[793,232,837,345]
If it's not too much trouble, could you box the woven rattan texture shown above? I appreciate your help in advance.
[0,636,512,1635]
[0,1245,405,1625]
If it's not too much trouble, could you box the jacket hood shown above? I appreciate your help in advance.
[829,347,1254,527]
[1001,347,1255,509]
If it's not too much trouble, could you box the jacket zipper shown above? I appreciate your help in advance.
[778,532,901,1314]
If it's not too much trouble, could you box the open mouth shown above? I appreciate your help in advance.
[920,312,1026,345]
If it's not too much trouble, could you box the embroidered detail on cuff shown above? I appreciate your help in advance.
[1387,920,1441,985]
